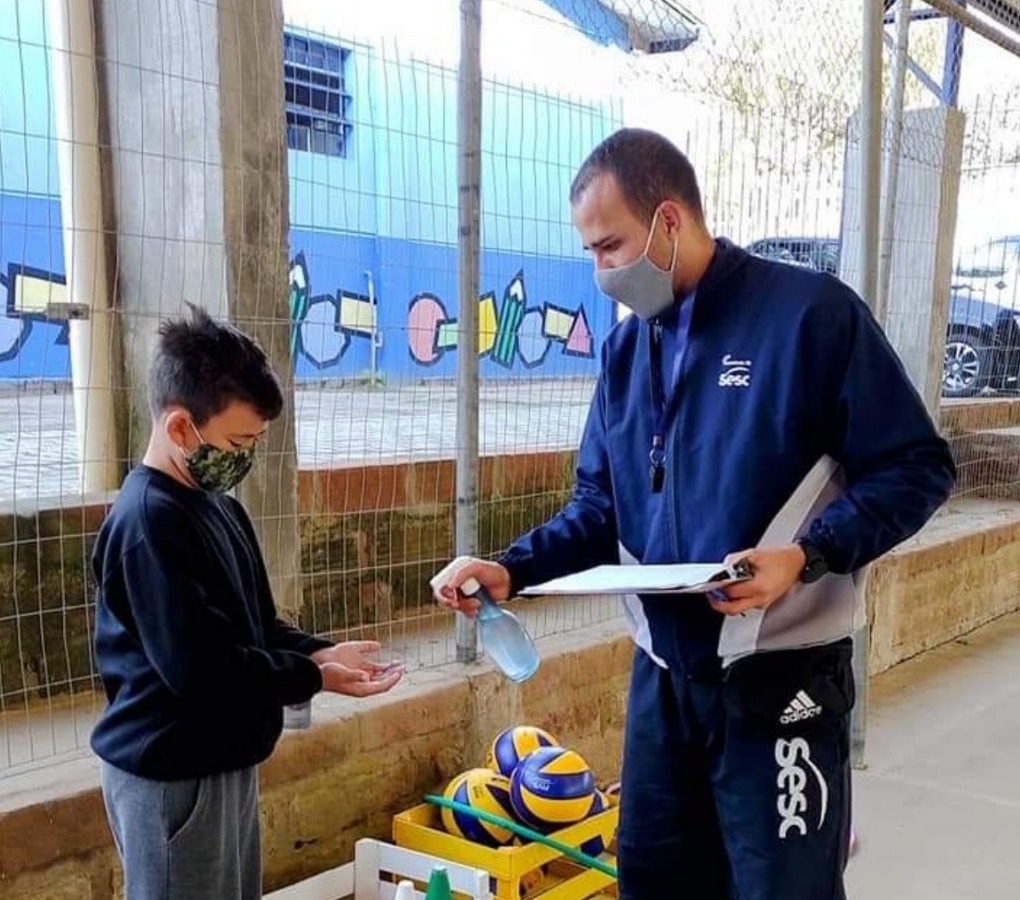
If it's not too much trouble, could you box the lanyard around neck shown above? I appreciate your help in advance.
[647,294,695,493]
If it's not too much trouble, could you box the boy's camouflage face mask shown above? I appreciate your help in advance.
[185,423,256,493]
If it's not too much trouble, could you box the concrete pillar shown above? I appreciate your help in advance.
[840,106,966,419]
[44,0,125,495]
[95,0,302,618]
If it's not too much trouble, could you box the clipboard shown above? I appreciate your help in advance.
[518,558,754,596]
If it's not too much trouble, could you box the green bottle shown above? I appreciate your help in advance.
[424,865,453,900]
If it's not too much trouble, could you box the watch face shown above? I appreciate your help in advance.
[802,556,827,584]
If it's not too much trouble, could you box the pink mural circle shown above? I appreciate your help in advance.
[407,295,447,364]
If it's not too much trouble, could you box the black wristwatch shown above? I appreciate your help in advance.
[796,538,829,584]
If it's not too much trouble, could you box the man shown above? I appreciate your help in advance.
[91,306,403,900]
[432,129,955,899]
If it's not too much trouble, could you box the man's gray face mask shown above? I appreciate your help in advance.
[594,208,679,321]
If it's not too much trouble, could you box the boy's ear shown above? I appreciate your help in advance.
[163,408,193,452]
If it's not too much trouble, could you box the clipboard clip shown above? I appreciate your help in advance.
[709,557,756,585]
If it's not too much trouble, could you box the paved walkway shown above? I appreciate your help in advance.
[0,384,1008,505]
[0,379,595,502]
[845,610,1020,898]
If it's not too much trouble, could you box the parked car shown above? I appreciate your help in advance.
[746,235,1020,398]
[950,236,1020,311]
[745,236,841,276]
[944,293,1020,398]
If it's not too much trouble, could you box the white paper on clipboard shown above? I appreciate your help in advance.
[518,560,753,597]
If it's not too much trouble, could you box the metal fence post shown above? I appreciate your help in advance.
[45,0,122,494]
[877,0,911,329]
[455,0,483,663]
[851,0,886,771]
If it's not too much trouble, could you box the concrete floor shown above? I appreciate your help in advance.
[845,610,1020,899]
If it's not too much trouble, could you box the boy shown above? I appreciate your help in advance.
[91,306,403,899]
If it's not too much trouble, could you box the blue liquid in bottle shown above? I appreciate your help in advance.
[461,577,540,683]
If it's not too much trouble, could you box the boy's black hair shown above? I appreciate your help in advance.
[570,127,705,225]
[148,304,284,425]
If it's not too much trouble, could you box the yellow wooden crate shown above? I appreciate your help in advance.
[392,802,618,900]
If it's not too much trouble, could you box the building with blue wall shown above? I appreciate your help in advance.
[283,32,623,382]
[0,0,695,382]
[0,0,67,379]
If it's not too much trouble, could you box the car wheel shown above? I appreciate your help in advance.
[942,332,992,398]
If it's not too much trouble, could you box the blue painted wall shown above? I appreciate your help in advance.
[0,0,60,199]
[287,44,619,259]
[0,2,622,381]
[289,229,610,380]
[0,194,68,378]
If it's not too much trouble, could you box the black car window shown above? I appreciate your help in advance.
[956,240,1017,278]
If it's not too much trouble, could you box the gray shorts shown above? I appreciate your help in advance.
[99,760,261,900]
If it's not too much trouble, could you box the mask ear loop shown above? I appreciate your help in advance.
[644,207,680,277]
[642,207,662,257]
[178,420,207,461]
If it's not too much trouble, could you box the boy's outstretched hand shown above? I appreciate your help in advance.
[311,640,404,697]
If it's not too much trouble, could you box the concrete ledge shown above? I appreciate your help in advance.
[299,451,575,516]
[867,499,1020,674]
[941,397,1020,434]
[949,427,1020,500]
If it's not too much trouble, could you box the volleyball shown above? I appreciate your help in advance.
[487,725,559,778]
[580,790,611,857]
[440,768,516,847]
[509,746,596,832]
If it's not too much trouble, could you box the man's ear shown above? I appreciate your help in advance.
[659,200,684,236]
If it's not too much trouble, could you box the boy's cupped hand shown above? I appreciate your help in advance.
[312,640,404,697]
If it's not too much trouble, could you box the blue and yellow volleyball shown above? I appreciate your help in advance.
[440,768,516,847]
[580,790,611,857]
[509,746,596,832]
[487,725,559,778]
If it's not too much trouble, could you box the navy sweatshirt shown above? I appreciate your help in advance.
[91,466,331,780]
[500,239,956,678]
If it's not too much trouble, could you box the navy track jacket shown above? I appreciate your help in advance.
[500,239,956,678]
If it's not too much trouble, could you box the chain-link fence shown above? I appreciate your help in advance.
[1,0,1019,774]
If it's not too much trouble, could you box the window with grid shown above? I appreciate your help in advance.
[283,31,352,158]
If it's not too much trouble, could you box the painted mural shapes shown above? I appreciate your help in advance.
[0,264,69,362]
[288,253,377,369]
[1,253,595,374]
[406,269,594,369]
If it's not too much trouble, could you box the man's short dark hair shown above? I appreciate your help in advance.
[570,128,704,225]
[148,305,284,424]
